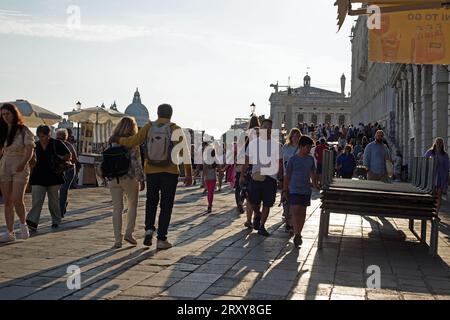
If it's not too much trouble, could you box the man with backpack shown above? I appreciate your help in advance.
[112,104,192,250]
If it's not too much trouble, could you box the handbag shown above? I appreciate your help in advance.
[51,140,73,174]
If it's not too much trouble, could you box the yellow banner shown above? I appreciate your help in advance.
[369,9,450,64]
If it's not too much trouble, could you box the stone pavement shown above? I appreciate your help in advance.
[0,184,450,300]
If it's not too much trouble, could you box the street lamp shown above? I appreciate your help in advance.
[250,103,256,116]
[75,101,82,154]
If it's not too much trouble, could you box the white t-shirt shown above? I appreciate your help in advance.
[246,137,282,180]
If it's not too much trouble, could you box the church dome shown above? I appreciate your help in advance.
[125,88,150,127]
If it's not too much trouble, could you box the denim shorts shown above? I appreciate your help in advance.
[289,193,311,207]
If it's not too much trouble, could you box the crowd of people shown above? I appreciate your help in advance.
[0,102,449,249]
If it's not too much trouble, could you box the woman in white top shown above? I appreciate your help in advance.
[0,103,35,242]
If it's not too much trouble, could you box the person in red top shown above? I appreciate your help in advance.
[314,138,328,187]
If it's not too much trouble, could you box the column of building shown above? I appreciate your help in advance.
[413,65,422,157]
[401,70,410,166]
[432,65,449,143]
[421,65,433,153]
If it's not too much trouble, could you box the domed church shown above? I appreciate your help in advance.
[125,88,150,128]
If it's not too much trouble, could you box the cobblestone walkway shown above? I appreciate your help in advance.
[0,185,450,300]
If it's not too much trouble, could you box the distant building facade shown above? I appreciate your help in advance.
[269,74,351,132]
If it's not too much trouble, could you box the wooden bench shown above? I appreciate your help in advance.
[318,151,439,256]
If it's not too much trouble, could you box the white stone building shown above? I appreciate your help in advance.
[351,16,450,171]
[269,74,352,132]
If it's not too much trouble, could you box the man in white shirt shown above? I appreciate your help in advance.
[240,119,283,237]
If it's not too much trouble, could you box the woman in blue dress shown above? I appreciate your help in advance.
[424,137,450,213]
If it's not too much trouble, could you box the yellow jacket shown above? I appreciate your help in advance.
[119,117,192,175]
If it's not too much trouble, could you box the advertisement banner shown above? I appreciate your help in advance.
[369,9,450,64]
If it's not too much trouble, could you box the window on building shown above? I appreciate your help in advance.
[339,115,345,126]
[325,114,331,124]
[311,114,318,125]
[297,114,304,123]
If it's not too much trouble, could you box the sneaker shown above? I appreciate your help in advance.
[124,235,137,246]
[207,206,212,213]
[0,232,15,243]
[26,220,37,233]
[20,223,30,240]
[244,221,253,229]
[293,234,303,247]
[51,224,59,229]
[157,240,173,250]
[113,242,122,249]
[143,230,154,247]
[258,227,270,237]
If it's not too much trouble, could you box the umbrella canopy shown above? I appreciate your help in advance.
[0,99,62,127]
[65,106,125,124]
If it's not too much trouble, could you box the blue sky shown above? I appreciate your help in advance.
[0,0,354,136]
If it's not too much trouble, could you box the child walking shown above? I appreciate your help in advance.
[283,136,318,247]
[203,149,218,213]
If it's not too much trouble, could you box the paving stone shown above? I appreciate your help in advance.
[0,286,38,300]
[2,187,449,300]
[120,285,164,298]
[160,281,212,298]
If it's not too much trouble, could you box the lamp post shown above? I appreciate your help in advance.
[76,101,81,154]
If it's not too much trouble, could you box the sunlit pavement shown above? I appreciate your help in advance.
[0,185,450,300]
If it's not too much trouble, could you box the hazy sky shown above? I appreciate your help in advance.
[0,0,354,137]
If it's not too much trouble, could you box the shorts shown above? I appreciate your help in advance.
[316,163,323,175]
[289,194,311,207]
[0,157,30,183]
[249,177,277,208]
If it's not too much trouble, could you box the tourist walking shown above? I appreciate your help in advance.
[425,138,450,213]
[203,148,218,213]
[0,103,35,242]
[56,129,78,218]
[113,104,193,250]
[240,118,283,237]
[336,145,357,179]
[26,125,71,232]
[363,130,391,182]
[239,115,261,229]
[108,117,145,248]
[283,136,318,247]
[314,138,328,187]
[282,128,301,233]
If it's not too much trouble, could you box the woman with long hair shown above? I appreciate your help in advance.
[109,117,145,248]
[241,115,261,229]
[0,103,35,242]
[425,137,450,213]
[282,128,301,234]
